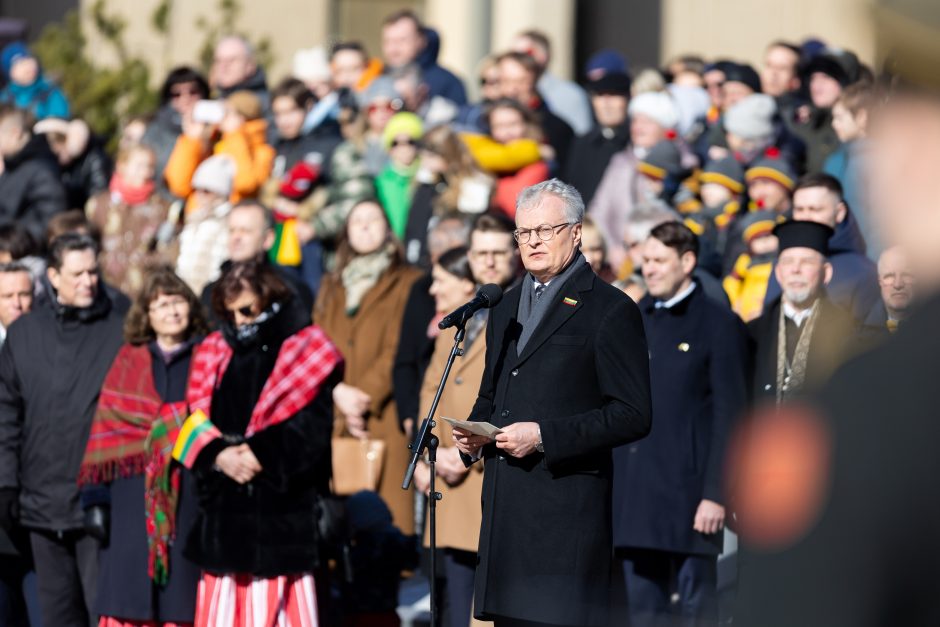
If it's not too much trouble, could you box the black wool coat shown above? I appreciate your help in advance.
[468,262,652,626]
[184,300,338,577]
[613,284,748,556]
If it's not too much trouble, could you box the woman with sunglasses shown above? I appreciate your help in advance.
[79,268,208,626]
[173,259,342,626]
[142,67,210,198]
[375,112,424,241]
[314,199,422,536]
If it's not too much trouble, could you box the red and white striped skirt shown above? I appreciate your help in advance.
[194,572,319,627]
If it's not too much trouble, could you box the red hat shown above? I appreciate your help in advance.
[279,160,321,200]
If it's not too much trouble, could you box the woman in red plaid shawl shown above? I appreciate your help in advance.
[79,268,209,626]
[173,259,342,627]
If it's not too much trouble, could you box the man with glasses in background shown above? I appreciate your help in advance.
[454,179,651,627]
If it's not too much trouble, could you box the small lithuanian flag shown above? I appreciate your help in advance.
[172,410,222,469]
[563,297,578,306]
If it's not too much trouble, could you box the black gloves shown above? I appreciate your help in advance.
[83,505,110,544]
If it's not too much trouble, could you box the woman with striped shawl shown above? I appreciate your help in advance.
[172,259,342,627]
[79,268,209,626]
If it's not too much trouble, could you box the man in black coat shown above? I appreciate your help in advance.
[748,220,860,403]
[562,72,632,207]
[0,107,66,241]
[454,179,652,627]
[0,234,127,627]
[613,221,748,625]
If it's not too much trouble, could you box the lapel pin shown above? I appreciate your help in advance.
[678,342,690,352]
[563,297,578,307]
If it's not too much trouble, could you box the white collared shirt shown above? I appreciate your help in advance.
[783,301,814,327]
[654,282,696,310]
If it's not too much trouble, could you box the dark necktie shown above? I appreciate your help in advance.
[535,284,545,300]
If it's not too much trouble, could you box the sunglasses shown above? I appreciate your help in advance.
[391,138,418,148]
[367,99,404,114]
[227,303,256,318]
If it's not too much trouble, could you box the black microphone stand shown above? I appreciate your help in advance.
[403,313,469,627]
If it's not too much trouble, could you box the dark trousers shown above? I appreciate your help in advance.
[492,618,578,627]
[29,529,99,627]
[442,548,476,627]
[618,548,718,627]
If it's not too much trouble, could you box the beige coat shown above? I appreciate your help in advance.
[314,263,422,534]
[419,326,487,553]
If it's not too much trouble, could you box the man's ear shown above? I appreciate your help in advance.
[46,266,60,292]
[681,251,697,275]
[263,228,276,252]
[835,201,848,225]
[823,261,834,286]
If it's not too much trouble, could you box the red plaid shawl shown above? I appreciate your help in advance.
[181,324,342,467]
[79,343,188,584]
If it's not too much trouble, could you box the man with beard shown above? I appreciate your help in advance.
[748,220,859,404]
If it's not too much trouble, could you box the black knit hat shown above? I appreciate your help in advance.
[773,220,834,256]
[585,71,632,96]
[723,63,762,94]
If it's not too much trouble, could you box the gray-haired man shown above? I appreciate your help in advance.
[454,179,652,626]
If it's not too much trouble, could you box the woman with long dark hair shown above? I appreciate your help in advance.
[174,259,342,626]
[79,267,209,626]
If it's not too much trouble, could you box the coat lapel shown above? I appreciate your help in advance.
[514,265,594,368]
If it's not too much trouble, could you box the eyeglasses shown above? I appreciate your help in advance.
[391,138,418,148]
[513,222,573,245]
[149,297,189,314]
[469,249,512,260]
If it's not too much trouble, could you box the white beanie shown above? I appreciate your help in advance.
[191,155,236,198]
[292,46,331,84]
[724,94,777,141]
[628,91,679,130]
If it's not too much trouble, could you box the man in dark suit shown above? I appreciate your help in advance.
[453,179,652,627]
[612,221,748,625]
[748,220,859,404]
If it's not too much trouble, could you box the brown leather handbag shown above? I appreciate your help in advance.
[330,437,387,495]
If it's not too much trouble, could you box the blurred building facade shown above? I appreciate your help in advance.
[4,0,876,94]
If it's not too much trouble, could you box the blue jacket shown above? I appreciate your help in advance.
[417,28,467,106]
[824,140,879,260]
[0,75,69,120]
[764,209,880,323]
[613,284,748,555]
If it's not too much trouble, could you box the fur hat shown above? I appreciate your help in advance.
[191,155,236,198]
[628,91,679,130]
[725,94,777,140]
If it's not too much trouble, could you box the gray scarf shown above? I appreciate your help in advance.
[516,253,586,354]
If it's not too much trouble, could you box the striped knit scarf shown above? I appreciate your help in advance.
[173,324,343,469]
[79,343,188,585]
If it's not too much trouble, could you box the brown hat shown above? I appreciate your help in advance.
[225,90,263,121]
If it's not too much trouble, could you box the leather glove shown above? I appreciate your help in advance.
[83,505,110,544]
[0,488,18,531]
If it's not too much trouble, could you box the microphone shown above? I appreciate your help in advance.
[438,283,503,330]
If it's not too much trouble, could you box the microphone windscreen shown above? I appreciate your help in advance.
[478,283,503,307]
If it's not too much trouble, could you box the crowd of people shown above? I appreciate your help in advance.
[0,6,918,627]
